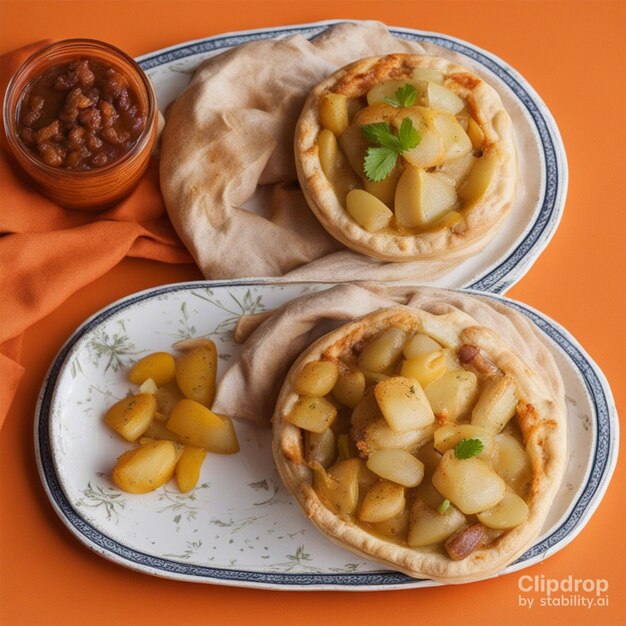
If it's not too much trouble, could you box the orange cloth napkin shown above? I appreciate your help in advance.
[0,42,193,428]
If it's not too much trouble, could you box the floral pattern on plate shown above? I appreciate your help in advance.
[36,280,618,590]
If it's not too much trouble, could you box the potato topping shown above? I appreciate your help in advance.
[289,323,533,561]
[315,73,494,235]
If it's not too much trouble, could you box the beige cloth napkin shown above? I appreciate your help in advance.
[161,21,521,282]
[212,284,564,427]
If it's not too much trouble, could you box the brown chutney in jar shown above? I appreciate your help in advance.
[17,58,147,170]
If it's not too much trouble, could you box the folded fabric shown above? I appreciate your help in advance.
[160,21,532,283]
[0,42,192,429]
[211,283,564,427]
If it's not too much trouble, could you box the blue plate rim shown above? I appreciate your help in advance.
[136,19,568,296]
[34,278,618,590]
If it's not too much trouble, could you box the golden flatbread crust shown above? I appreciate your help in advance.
[272,306,566,583]
[295,54,518,262]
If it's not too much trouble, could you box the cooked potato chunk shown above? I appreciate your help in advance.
[400,350,447,388]
[104,393,156,442]
[426,82,465,114]
[112,440,177,494]
[432,449,506,514]
[313,459,360,517]
[477,490,529,529]
[367,80,395,106]
[319,92,349,135]
[395,165,457,228]
[338,124,368,178]
[471,375,517,432]
[433,423,493,460]
[408,498,466,547]
[167,399,239,453]
[295,360,339,397]
[353,418,434,457]
[363,167,401,206]
[358,327,406,373]
[425,370,479,422]
[431,110,473,160]
[492,433,532,494]
[318,129,359,202]
[366,79,424,106]
[129,352,176,386]
[346,189,393,232]
[436,153,477,187]
[175,343,217,407]
[467,117,485,149]
[359,480,406,523]
[317,128,339,179]
[374,376,435,432]
[175,446,207,493]
[333,368,366,409]
[366,449,424,487]
[403,333,442,359]
[305,429,337,469]
[393,108,444,168]
[285,396,337,433]
[372,509,410,541]
[353,102,397,126]
[459,151,497,207]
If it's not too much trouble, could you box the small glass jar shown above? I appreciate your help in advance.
[3,39,158,211]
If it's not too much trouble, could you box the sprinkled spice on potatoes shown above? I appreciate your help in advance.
[104,340,239,494]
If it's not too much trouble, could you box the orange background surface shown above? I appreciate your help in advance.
[1,1,624,625]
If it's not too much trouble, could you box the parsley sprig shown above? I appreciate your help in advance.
[384,83,417,108]
[361,118,420,182]
[454,438,484,459]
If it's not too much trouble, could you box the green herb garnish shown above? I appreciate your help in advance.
[384,83,417,108]
[454,438,484,460]
[361,118,420,182]
[438,499,452,515]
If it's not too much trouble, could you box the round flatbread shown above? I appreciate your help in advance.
[295,54,518,261]
[272,305,565,583]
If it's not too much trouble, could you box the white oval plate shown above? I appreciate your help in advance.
[35,280,617,590]
[138,20,567,294]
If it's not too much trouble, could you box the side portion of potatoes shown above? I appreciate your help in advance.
[167,399,239,454]
[176,344,218,407]
[112,440,178,494]
[175,446,208,493]
[105,394,157,442]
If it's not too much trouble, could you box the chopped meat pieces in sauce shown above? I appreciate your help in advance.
[18,58,146,169]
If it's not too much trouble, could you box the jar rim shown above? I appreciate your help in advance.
[3,38,157,178]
